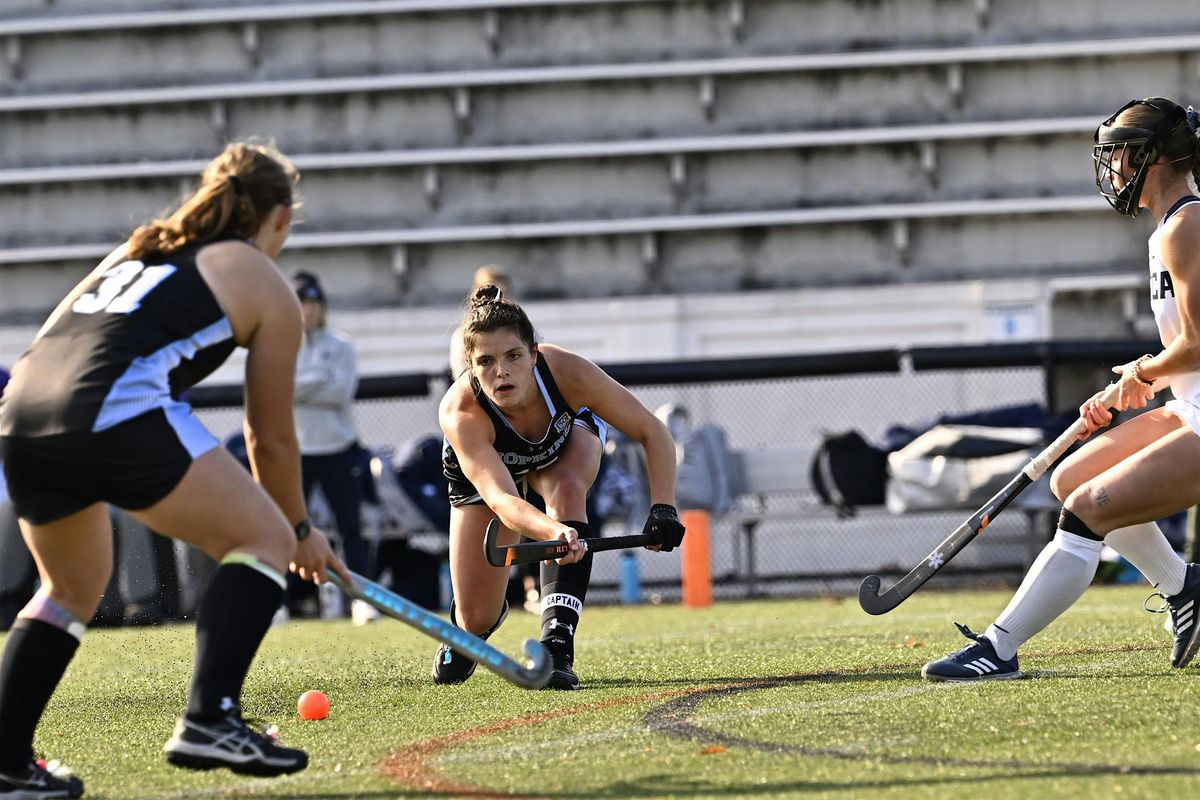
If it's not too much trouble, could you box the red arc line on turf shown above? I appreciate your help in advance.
[379,687,712,797]
[380,641,1171,795]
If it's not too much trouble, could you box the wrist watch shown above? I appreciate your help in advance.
[293,518,312,541]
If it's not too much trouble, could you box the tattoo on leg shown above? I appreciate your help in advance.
[1095,485,1111,507]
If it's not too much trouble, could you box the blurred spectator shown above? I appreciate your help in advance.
[291,271,373,623]
[0,364,36,631]
[449,265,513,378]
[367,437,450,609]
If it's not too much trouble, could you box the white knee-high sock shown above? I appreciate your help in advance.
[985,530,1103,661]
[1104,521,1186,596]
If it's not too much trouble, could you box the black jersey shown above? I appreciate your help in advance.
[1,241,238,437]
[442,356,581,487]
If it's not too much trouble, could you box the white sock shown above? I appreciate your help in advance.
[985,530,1102,661]
[1104,521,1186,596]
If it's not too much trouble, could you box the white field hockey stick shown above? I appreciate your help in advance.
[858,382,1122,615]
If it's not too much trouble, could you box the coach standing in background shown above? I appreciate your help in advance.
[291,271,375,623]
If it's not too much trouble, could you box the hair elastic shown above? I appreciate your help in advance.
[1187,105,1198,132]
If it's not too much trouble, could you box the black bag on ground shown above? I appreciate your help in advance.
[809,430,888,517]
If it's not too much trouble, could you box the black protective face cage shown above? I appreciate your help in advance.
[1093,98,1187,217]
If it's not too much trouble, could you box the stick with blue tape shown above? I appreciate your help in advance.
[327,570,552,689]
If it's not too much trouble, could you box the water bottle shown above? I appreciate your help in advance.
[438,560,453,611]
[619,551,641,604]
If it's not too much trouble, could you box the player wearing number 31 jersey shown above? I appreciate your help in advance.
[0,141,349,799]
[3,244,237,441]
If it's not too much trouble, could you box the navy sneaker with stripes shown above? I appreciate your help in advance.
[0,759,83,799]
[921,622,1021,682]
[1155,562,1200,668]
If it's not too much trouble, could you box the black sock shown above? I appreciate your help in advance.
[540,521,594,657]
[0,619,80,771]
[185,563,283,721]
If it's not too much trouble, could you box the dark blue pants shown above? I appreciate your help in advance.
[302,445,368,575]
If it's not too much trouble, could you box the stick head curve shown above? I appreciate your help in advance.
[857,574,898,616]
[482,518,506,567]
[519,639,554,688]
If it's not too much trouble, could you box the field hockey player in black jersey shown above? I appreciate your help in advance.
[437,285,685,690]
[0,141,349,798]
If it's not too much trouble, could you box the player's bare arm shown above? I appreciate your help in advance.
[542,344,677,506]
[440,385,579,545]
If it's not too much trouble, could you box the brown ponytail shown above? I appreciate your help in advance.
[127,141,298,260]
[1189,106,1200,191]
[460,283,538,368]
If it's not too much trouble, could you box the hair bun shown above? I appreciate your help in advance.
[469,283,504,308]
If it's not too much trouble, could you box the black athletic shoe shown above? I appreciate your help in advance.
[921,622,1021,682]
[1150,563,1200,668]
[0,759,83,799]
[163,711,307,777]
[542,635,580,690]
[432,640,479,685]
[432,601,509,685]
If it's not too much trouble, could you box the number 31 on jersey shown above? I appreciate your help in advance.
[72,261,176,315]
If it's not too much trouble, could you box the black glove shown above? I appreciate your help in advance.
[643,504,686,552]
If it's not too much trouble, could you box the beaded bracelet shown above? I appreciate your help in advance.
[1131,354,1155,387]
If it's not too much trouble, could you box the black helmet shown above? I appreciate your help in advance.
[1093,97,1187,217]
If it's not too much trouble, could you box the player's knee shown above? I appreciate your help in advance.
[270,523,299,563]
[1060,492,1106,539]
[455,601,505,636]
[1050,463,1085,503]
[234,520,296,571]
[541,474,591,514]
[42,577,108,623]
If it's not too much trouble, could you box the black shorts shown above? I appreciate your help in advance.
[447,409,608,507]
[1,406,219,525]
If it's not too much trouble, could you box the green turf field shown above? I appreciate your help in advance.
[11,584,1200,799]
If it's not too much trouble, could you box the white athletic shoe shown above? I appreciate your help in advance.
[351,599,380,626]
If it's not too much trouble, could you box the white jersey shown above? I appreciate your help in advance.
[1149,195,1200,406]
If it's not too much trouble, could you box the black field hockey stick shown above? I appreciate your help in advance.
[483,518,654,567]
[326,569,552,689]
[858,382,1122,616]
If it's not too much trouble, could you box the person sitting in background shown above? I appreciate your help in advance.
[291,271,377,625]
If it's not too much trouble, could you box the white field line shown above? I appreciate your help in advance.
[586,601,1167,649]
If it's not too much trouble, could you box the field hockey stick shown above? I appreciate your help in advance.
[326,569,552,689]
[482,518,654,567]
[858,382,1122,616]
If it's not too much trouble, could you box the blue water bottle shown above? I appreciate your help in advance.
[438,560,453,611]
[619,551,641,604]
